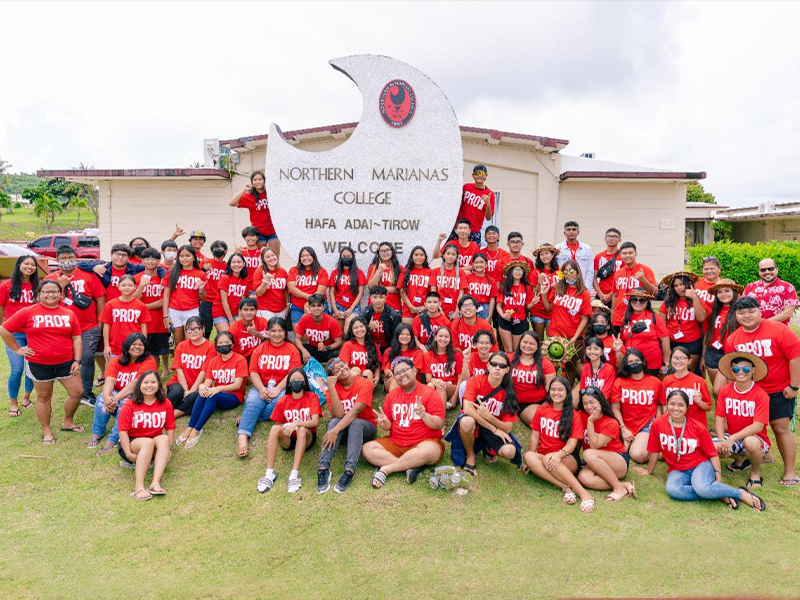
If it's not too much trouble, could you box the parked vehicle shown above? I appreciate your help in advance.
[0,244,49,279]
[27,233,100,259]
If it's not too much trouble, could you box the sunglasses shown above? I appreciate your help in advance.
[731,365,752,374]
[563,269,577,275]
[488,361,509,369]
[630,298,648,304]
[580,386,600,396]
[759,267,776,272]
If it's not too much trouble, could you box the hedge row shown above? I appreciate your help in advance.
[687,241,800,290]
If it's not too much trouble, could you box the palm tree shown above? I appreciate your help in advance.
[0,191,11,224]
[33,194,64,232]
[69,195,89,228]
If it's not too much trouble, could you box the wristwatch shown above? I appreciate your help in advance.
[789,384,799,392]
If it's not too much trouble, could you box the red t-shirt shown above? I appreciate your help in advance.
[0,280,34,321]
[134,272,167,334]
[456,183,495,232]
[339,340,370,370]
[45,269,106,332]
[271,391,323,432]
[662,372,713,426]
[168,268,206,311]
[581,413,626,453]
[367,263,405,312]
[463,375,517,423]
[547,286,592,338]
[329,268,367,308]
[105,266,128,302]
[610,375,664,435]
[368,309,389,350]
[117,399,175,439]
[202,259,227,304]
[253,266,289,313]
[401,267,433,316]
[381,347,424,371]
[463,272,497,305]
[239,248,261,288]
[411,313,451,347]
[743,278,799,323]
[659,298,703,343]
[647,415,718,472]
[203,353,249,402]
[600,335,625,371]
[578,361,616,400]
[106,355,158,393]
[694,277,717,307]
[213,274,250,319]
[3,304,81,365]
[423,350,463,384]
[512,358,556,405]
[531,402,582,453]
[432,267,467,314]
[480,247,510,285]
[167,339,215,387]
[611,263,656,326]
[100,297,149,356]
[238,189,276,237]
[706,305,731,350]
[529,268,560,319]
[288,267,329,309]
[249,341,302,385]
[499,282,533,323]
[724,319,800,394]
[450,317,496,351]
[327,377,376,426]
[383,383,445,446]
[295,313,342,347]
[466,352,491,377]
[716,382,771,448]
[619,312,669,369]
[444,239,479,269]
[594,250,623,296]
[228,317,268,358]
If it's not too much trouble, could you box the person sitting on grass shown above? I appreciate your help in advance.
[117,371,175,501]
[523,377,595,514]
[293,293,343,365]
[316,358,377,494]
[635,390,765,512]
[576,386,636,502]
[362,358,446,489]
[714,351,771,489]
[257,368,322,494]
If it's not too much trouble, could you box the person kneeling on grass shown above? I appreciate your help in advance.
[316,358,377,494]
[523,377,596,513]
[362,358,446,489]
[117,371,175,501]
[634,390,765,512]
[257,368,322,494]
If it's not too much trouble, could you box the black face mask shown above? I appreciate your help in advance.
[592,324,608,335]
[216,344,232,355]
[133,246,145,257]
[287,380,305,393]
[212,248,226,258]
[341,257,354,267]
[628,362,645,374]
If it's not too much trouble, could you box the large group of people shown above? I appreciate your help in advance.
[1,163,797,511]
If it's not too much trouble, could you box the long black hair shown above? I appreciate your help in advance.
[371,242,401,287]
[664,275,694,319]
[555,259,586,295]
[118,332,152,367]
[621,292,656,331]
[545,376,575,442]
[579,386,624,445]
[400,245,430,289]
[225,252,249,279]
[618,348,647,378]
[534,247,558,272]
[132,370,167,405]
[502,263,530,297]
[429,325,456,373]
[250,171,266,196]
[388,323,418,364]
[705,287,740,347]
[296,246,321,279]
[511,330,545,386]
[487,350,519,416]
[334,246,361,299]
[588,312,611,336]
[582,336,607,364]
[169,245,200,289]
[344,316,380,372]
[9,256,39,302]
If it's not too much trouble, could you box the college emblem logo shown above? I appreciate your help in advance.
[379,80,416,128]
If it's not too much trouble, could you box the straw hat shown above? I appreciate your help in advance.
[502,259,532,277]
[659,270,700,289]
[717,351,768,382]
[531,243,560,258]
[626,287,655,300]
[708,278,744,295]
[591,299,611,314]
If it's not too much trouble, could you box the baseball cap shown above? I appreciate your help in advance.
[189,230,206,239]
[473,164,488,174]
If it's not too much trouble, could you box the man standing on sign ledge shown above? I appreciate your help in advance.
[449,164,495,246]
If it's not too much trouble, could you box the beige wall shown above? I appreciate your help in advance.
[730,217,800,244]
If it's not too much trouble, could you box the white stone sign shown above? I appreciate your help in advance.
[265,54,463,271]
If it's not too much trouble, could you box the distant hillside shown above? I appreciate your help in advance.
[3,173,42,195]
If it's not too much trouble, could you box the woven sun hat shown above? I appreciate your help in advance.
[502,259,532,277]
[708,278,744,295]
[591,299,611,314]
[659,270,700,289]
[626,287,655,300]
[717,351,768,382]
[532,243,560,258]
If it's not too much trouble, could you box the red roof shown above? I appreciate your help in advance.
[560,170,706,181]
[36,168,230,179]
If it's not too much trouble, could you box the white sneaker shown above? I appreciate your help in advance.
[257,471,277,493]
[287,477,302,494]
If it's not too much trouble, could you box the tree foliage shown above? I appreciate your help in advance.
[686,181,715,204]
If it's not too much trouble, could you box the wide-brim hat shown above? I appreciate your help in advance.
[708,278,744,295]
[591,299,611,314]
[532,243,560,258]
[627,287,655,300]
[659,270,700,289]
[717,351,768,382]
[502,259,532,277]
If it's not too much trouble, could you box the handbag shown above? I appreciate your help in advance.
[65,282,92,310]
[596,250,621,281]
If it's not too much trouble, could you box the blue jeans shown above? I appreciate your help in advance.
[91,393,127,445]
[187,392,241,431]
[476,303,490,320]
[237,387,285,437]
[664,460,743,502]
[6,332,33,400]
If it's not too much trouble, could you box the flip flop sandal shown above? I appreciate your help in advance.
[627,482,638,499]
[740,487,766,512]
[99,442,118,455]
[725,497,740,510]
[148,486,167,496]
[605,490,630,502]
[406,467,422,484]
[463,463,477,476]
[21,399,33,409]
[8,409,21,418]
[42,437,56,446]
[580,499,595,513]
[60,425,85,433]
[237,446,250,458]
[371,469,387,489]
[726,459,751,472]
[86,438,102,449]
[779,477,800,487]
[747,477,764,489]
[130,489,152,501]
[93,378,105,387]
[175,435,188,447]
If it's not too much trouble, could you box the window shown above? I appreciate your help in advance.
[29,237,51,249]
[78,237,100,248]
[54,237,73,248]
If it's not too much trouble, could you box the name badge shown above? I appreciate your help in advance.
[674,331,684,340]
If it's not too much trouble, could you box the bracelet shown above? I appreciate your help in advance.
[789,384,799,391]
[713,469,722,474]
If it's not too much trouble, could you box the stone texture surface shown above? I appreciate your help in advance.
[265,54,463,271]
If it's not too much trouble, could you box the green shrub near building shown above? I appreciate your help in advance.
[687,240,800,289]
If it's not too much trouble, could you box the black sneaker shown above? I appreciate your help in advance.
[80,394,96,407]
[317,469,332,494]
[334,469,355,494]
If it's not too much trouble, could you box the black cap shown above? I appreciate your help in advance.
[473,164,488,174]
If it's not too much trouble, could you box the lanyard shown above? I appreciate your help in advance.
[669,419,687,462]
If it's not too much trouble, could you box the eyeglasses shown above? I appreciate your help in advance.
[580,387,599,396]
[112,252,129,258]
[185,326,203,333]
[630,298,648,304]
[759,267,776,272]
[731,365,752,374]
[671,355,688,362]
[702,256,718,261]
[488,361,509,369]
[393,367,413,377]
[605,234,621,239]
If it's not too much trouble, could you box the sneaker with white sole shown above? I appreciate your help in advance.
[334,469,355,494]
[317,469,332,494]
[257,471,277,493]
[287,477,302,494]
[80,395,97,407]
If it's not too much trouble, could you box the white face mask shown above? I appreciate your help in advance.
[164,251,178,261]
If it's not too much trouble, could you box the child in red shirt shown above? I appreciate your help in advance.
[294,294,343,364]
[163,245,207,345]
[213,253,251,332]
[100,275,149,359]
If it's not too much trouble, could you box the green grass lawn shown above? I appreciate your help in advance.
[0,205,96,240]
[1,351,799,600]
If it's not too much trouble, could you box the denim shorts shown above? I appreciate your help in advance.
[704,346,724,369]
[639,417,656,435]
[257,232,278,243]
[334,301,362,316]
[530,316,550,324]
[214,316,238,325]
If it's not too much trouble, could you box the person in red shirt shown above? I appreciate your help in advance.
[463,253,496,322]
[0,280,84,443]
[253,246,289,320]
[366,243,404,313]
[529,243,561,339]
[573,337,617,407]
[661,346,712,426]
[411,292,451,349]
[658,271,707,371]
[635,390,765,511]
[743,258,799,324]
[480,226,510,290]
[294,294,344,364]
[702,278,742,382]
[423,326,464,409]
[450,296,496,352]
[542,260,592,342]
[610,348,665,463]
[200,240,228,339]
[134,248,170,375]
[511,331,556,425]
[163,245,207,346]
[587,312,625,371]
[339,316,382,387]
[434,220,479,271]
[287,246,330,325]
[0,256,38,415]
[100,275,149,360]
[213,253,251,333]
[316,358,377,494]
[165,316,216,418]
[431,245,466,319]
[718,296,800,486]
[382,324,425,391]
[610,242,657,330]
[229,171,280,255]
[399,246,433,322]
[451,164,495,244]
[236,227,263,289]
[327,246,367,331]
[178,332,248,449]
[459,329,497,402]
[498,260,534,352]
[593,227,623,306]
[117,371,175,501]
[619,288,670,376]
[227,298,268,361]
[714,352,771,488]
[694,256,723,306]
[576,386,636,502]
[523,377,595,513]
[257,368,322,494]
[362,358,446,489]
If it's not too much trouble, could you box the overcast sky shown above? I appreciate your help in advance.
[1,1,798,207]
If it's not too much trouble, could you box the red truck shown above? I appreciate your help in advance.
[27,233,101,259]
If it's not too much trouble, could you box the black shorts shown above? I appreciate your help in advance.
[283,431,317,451]
[517,401,541,421]
[473,425,517,460]
[768,391,796,422]
[303,345,340,364]
[704,346,724,369]
[670,338,703,355]
[147,333,171,356]
[26,360,74,382]
[498,317,528,335]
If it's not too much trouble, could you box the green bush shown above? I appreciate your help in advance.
[687,241,800,289]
